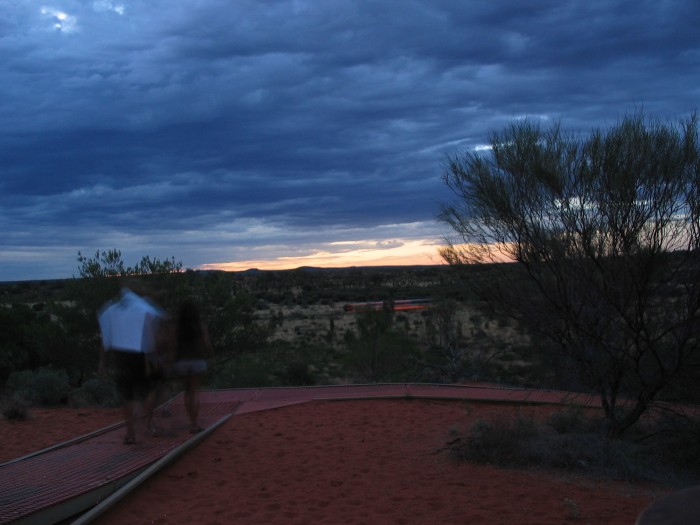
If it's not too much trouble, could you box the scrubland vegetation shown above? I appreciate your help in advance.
[0,263,533,397]
[1,260,699,485]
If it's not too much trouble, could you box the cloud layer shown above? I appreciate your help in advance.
[1,1,699,280]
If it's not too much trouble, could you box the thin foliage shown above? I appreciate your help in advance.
[441,112,700,438]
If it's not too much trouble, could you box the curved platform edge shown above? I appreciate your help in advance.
[69,413,233,525]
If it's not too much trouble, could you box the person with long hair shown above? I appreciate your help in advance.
[171,299,213,433]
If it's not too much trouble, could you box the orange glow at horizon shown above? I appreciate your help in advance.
[199,239,444,272]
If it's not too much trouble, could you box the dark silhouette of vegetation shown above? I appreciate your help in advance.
[450,406,700,487]
[419,298,509,383]
[0,394,30,421]
[343,306,420,382]
[440,111,700,438]
[77,249,182,278]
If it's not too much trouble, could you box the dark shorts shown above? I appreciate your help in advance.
[111,350,152,401]
[172,359,207,377]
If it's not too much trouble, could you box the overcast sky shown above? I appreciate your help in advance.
[1,0,698,281]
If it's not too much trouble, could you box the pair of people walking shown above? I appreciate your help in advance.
[99,288,212,443]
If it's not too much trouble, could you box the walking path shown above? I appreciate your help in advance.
[0,383,598,525]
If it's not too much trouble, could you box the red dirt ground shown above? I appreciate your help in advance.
[0,406,123,463]
[1,399,669,524]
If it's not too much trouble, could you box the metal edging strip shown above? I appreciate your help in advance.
[69,412,234,525]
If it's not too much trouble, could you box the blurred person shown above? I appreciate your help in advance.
[171,298,213,433]
[98,286,167,444]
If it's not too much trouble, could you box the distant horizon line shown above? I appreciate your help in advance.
[0,262,453,285]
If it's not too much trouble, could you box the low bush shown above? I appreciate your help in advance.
[70,376,120,407]
[277,361,316,386]
[634,413,700,485]
[455,411,539,466]
[5,367,70,406]
[1,393,31,420]
[209,354,277,389]
[547,406,601,434]
[4,370,35,396]
[32,368,70,405]
[527,432,650,481]
[451,409,699,486]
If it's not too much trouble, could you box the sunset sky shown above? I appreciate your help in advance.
[1,1,698,281]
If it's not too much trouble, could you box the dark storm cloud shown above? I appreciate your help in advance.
[1,0,699,280]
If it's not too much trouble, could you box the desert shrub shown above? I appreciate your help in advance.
[343,309,421,383]
[547,406,601,434]
[1,393,31,420]
[70,376,120,407]
[451,408,698,485]
[634,414,700,484]
[5,367,70,406]
[30,367,70,405]
[209,355,276,389]
[4,369,35,395]
[528,432,606,469]
[277,361,316,386]
[526,432,650,481]
[457,412,539,466]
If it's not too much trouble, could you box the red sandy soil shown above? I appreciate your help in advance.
[1,399,669,524]
[0,406,123,463]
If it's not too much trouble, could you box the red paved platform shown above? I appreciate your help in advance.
[0,384,600,524]
[0,395,238,525]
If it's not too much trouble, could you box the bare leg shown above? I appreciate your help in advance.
[184,374,202,432]
[123,400,136,443]
[144,387,161,435]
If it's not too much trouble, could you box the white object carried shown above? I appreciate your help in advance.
[98,288,165,353]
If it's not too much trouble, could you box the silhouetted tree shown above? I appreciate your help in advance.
[67,249,185,381]
[344,307,418,382]
[440,112,700,438]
